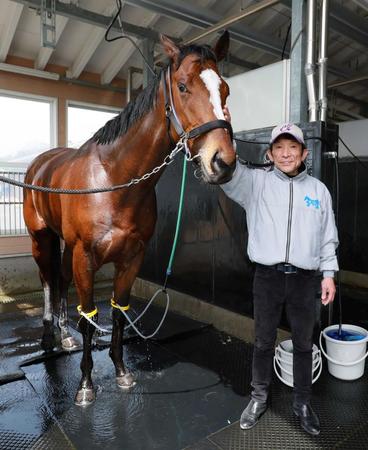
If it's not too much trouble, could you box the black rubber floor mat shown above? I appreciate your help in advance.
[21,339,245,450]
[0,296,208,384]
[0,304,78,385]
[182,332,368,450]
[0,379,74,449]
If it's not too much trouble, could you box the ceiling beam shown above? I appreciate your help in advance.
[10,0,261,76]
[332,108,365,121]
[124,0,362,80]
[183,0,280,45]
[10,0,163,42]
[280,0,368,48]
[0,2,23,62]
[34,15,68,69]
[351,0,368,13]
[124,0,286,57]
[330,90,368,113]
[101,12,159,85]
[328,74,368,89]
[67,5,116,79]
[67,27,106,79]
[329,0,368,49]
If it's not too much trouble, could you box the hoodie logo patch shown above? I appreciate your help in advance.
[304,196,320,209]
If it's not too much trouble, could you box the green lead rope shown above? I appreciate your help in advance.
[163,154,187,290]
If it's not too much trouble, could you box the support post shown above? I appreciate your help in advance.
[289,0,308,123]
[142,39,154,88]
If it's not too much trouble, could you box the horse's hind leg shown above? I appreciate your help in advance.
[72,241,97,406]
[30,230,61,351]
[110,249,144,389]
[58,244,81,350]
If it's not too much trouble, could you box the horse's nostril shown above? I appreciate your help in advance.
[211,151,228,170]
[212,151,220,164]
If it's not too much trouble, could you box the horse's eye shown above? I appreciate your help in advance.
[178,83,187,93]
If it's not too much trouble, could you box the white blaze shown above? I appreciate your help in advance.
[199,69,225,120]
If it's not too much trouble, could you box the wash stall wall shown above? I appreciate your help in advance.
[338,159,368,276]
[140,122,339,322]
[141,155,254,317]
[338,119,368,276]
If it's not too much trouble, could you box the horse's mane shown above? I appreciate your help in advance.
[91,43,217,145]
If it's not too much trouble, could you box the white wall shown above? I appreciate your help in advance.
[226,59,290,133]
[338,119,368,158]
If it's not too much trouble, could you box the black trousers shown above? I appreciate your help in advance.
[251,264,319,405]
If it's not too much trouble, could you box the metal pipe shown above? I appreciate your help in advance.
[183,0,280,45]
[350,0,368,13]
[318,0,329,122]
[305,0,318,122]
[328,74,368,89]
[127,67,133,103]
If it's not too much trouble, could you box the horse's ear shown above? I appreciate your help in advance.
[213,30,230,62]
[160,34,180,67]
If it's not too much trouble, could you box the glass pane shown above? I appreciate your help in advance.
[0,95,52,164]
[68,105,118,148]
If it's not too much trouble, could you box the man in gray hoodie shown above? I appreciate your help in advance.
[221,119,338,436]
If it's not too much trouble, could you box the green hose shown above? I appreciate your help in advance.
[164,154,187,286]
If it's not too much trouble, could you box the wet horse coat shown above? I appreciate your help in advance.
[23,32,236,405]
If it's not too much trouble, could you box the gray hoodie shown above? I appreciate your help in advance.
[221,160,339,278]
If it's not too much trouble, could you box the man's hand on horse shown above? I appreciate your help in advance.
[223,106,231,123]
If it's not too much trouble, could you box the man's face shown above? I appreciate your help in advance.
[267,137,308,176]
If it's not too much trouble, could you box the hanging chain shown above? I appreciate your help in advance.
[0,138,189,194]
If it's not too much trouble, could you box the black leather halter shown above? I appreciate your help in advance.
[161,66,233,152]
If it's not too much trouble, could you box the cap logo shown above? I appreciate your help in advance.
[280,124,293,132]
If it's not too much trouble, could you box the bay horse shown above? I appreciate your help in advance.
[23,31,236,406]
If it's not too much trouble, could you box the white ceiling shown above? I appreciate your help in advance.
[0,0,368,121]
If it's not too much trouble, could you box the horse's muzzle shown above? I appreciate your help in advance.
[206,151,236,184]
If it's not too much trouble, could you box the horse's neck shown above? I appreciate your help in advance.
[108,105,172,184]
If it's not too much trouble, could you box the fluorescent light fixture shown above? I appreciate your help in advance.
[0,63,60,81]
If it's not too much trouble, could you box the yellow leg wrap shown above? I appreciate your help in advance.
[111,298,130,312]
[77,305,98,318]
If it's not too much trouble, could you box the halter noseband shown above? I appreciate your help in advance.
[162,66,233,157]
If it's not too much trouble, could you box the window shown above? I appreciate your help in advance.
[67,103,119,148]
[0,91,56,164]
[0,92,56,236]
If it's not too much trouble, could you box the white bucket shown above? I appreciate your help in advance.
[273,339,322,388]
[319,324,368,380]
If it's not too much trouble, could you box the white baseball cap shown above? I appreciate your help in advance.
[270,123,305,145]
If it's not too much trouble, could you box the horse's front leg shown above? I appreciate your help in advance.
[73,243,97,406]
[110,251,144,389]
[58,245,81,351]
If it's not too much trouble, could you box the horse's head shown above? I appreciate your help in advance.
[161,31,236,184]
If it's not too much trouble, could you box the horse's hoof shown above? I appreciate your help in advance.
[41,335,56,352]
[61,336,82,352]
[74,388,95,406]
[116,373,136,389]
